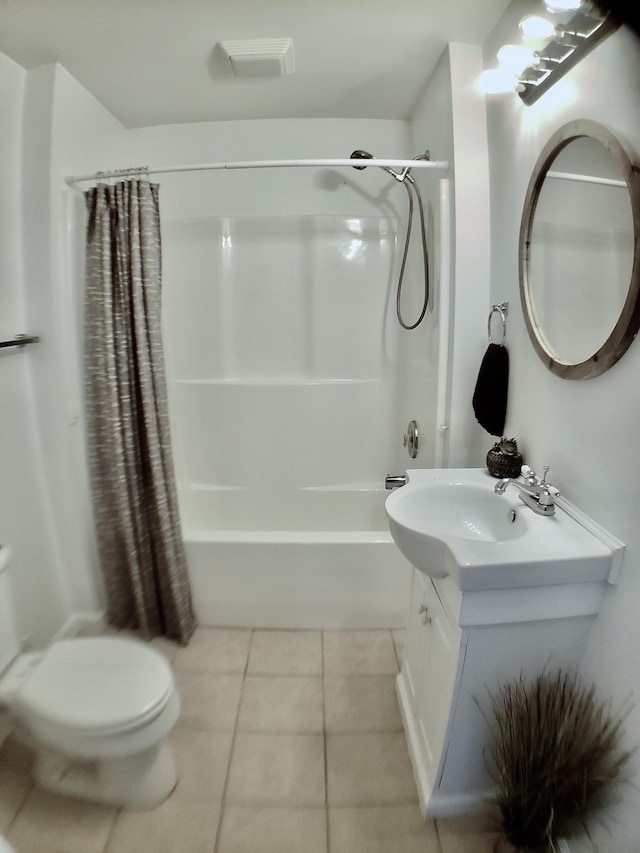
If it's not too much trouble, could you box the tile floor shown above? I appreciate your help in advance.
[0,627,499,853]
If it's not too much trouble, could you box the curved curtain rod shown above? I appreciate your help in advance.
[64,157,450,187]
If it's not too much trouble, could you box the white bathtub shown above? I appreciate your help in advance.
[181,485,412,629]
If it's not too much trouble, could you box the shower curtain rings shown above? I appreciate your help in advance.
[94,166,151,184]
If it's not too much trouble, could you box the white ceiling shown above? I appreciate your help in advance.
[0,0,510,129]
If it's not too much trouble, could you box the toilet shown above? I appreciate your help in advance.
[0,546,180,808]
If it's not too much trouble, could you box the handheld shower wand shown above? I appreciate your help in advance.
[349,150,430,330]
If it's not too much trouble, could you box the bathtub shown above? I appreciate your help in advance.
[163,213,423,630]
[180,485,412,629]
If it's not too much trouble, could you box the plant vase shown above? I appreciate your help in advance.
[486,670,632,853]
[486,437,523,478]
[493,834,553,853]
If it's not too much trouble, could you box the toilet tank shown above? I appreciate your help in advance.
[0,547,21,674]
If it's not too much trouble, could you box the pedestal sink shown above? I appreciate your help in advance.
[385,468,623,590]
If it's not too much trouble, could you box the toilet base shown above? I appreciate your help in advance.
[34,739,177,809]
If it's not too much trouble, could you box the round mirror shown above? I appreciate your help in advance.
[519,119,640,379]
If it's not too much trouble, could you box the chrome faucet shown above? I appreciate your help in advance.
[385,474,407,490]
[494,466,559,517]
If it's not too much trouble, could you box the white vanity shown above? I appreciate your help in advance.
[386,468,624,817]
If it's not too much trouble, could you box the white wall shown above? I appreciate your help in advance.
[484,2,640,848]
[14,63,129,643]
[24,64,129,623]
[411,43,492,469]
[0,54,69,647]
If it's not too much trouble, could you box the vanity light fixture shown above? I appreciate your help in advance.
[519,15,557,40]
[478,1,620,104]
[497,44,540,74]
[543,0,582,12]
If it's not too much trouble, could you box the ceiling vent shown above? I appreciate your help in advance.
[219,38,295,78]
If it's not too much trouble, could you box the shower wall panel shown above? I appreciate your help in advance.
[163,216,394,380]
[169,379,392,489]
[162,214,401,494]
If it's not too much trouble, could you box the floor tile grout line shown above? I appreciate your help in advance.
[4,776,36,842]
[210,627,254,853]
[321,630,332,853]
[100,802,123,853]
[391,627,403,672]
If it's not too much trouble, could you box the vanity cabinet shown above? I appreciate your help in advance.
[397,565,604,817]
[388,468,622,817]
[399,569,462,794]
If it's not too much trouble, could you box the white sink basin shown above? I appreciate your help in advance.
[385,468,620,590]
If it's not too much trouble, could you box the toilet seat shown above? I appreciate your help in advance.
[15,637,176,746]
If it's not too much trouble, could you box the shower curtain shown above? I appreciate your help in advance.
[83,179,196,644]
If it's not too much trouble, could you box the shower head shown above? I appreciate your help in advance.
[350,150,374,170]
[349,149,413,183]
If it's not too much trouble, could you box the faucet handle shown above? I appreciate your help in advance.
[539,465,561,497]
[521,464,537,485]
[522,463,560,496]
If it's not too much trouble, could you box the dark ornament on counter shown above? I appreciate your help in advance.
[486,437,523,479]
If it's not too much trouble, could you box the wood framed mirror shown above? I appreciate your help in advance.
[519,119,640,379]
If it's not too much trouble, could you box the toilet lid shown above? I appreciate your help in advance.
[16,637,174,734]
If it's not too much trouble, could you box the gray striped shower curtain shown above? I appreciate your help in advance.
[84,179,196,644]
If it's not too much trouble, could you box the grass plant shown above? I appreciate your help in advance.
[485,669,632,851]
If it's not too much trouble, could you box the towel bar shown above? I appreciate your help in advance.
[0,334,40,349]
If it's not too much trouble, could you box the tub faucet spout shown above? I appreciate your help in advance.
[385,474,407,490]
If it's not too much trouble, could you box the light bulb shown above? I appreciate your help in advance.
[497,44,538,74]
[544,0,582,12]
[519,15,557,40]
[477,67,518,94]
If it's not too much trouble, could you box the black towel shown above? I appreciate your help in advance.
[472,343,509,436]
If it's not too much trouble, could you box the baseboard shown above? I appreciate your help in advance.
[425,789,495,818]
[52,610,107,642]
[396,672,435,812]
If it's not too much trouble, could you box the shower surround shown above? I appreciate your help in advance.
[160,167,440,629]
